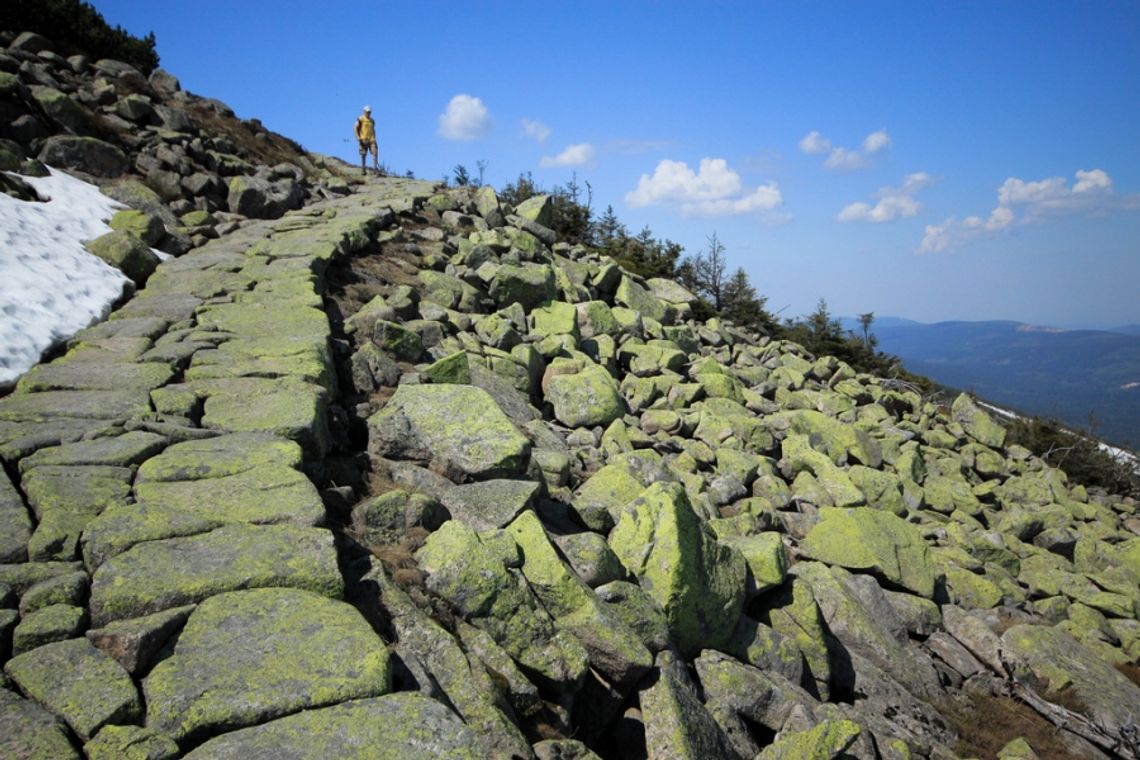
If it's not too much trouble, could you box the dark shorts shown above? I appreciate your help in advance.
[358,140,377,157]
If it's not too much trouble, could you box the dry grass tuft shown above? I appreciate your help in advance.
[943,693,1086,760]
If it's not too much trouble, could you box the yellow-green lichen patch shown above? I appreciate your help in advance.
[136,432,303,482]
[0,687,82,760]
[144,588,391,743]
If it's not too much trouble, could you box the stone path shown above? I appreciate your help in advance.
[1,178,450,757]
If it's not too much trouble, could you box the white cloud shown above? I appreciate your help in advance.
[919,168,1139,253]
[824,147,868,170]
[862,129,891,153]
[799,131,831,155]
[803,129,891,170]
[838,172,932,223]
[521,118,550,144]
[539,143,596,169]
[625,157,785,219]
[438,94,490,141]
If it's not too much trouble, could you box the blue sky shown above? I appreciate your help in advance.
[95,1,1140,328]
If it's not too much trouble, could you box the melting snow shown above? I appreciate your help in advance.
[0,168,132,388]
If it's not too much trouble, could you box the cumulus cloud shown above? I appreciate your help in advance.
[862,129,891,153]
[625,158,785,219]
[539,143,596,169]
[837,172,932,223]
[799,131,831,155]
[438,94,490,140]
[801,129,891,170]
[521,118,550,143]
[919,168,1139,253]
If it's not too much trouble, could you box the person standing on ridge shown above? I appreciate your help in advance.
[354,105,380,176]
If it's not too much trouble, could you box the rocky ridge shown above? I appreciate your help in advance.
[2,29,1140,760]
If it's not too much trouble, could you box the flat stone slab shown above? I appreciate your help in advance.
[0,687,81,760]
[89,524,342,625]
[0,469,31,563]
[83,465,325,566]
[0,417,119,462]
[182,693,480,760]
[0,390,152,422]
[22,465,133,561]
[193,377,329,460]
[135,432,303,481]
[144,588,391,743]
[16,361,175,393]
[3,637,141,741]
[19,431,167,472]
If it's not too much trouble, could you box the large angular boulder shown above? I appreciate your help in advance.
[368,384,531,480]
[545,361,625,428]
[951,393,1006,448]
[0,470,31,563]
[144,588,391,743]
[38,136,129,177]
[227,175,303,219]
[416,520,588,690]
[799,506,937,597]
[608,482,747,655]
[0,685,82,760]
[84,230,160,287]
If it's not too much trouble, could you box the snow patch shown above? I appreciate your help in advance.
[0,167,132,387]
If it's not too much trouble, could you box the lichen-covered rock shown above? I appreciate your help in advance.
[757,718,862,759]
[799,507,937,598]
[144,588,391,743]
[545,360,625,428]
[226,175,303,219]
[0,686,82,760]
[85,724,179,760]
[89,524,342,625]
[109,208,165,246]
[85,230,160,286]
[514,194,554,227]
[12,604,87,653]
[507,511,653,689]
[4,638,141,741]
[489,263,556,310]
[0,471,31,563]
[417,520,588,690]
[608,482,747,655]
[639,649,737,759]
[1000,623,1140,741]
[441,478,540,531]
[555,531,627,588]
[38,135,129,177]
[368,384,531,480]
[951,392,1006,448]
[181,693,482,759]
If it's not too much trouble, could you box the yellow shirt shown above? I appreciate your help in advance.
[355,114,376,143]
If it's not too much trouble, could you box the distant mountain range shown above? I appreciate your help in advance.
[840,317,1140,450]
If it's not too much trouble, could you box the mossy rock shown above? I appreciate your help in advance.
[181,693,481,759]
[4,638,141,741]
[608,482,747,655]
[144,588,391,743]
[489,263,556,310]
[951,393,1006,448]
[757,719,862,759]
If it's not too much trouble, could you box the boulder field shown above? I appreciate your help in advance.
[2,29,1140,760]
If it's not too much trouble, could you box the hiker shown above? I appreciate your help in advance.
[354,105,380,176]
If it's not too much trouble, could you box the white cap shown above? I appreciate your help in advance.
[364,105,372,112]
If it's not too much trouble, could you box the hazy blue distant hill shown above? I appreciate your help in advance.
[1107,324,1140,336]
[840,317,1140,449]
